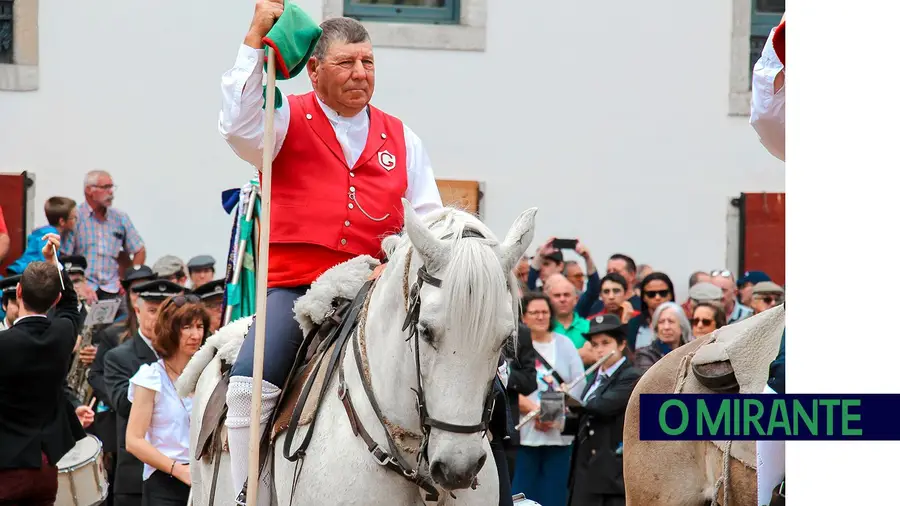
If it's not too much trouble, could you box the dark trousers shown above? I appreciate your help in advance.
[511,445,573,506]
[141,471,189,506]
[0,453,58,506]
[490,439,513,506]
[115,494,142,506]
[231,286,310,387]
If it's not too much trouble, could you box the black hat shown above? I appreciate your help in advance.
[132,279,185,302]
[192,278,225,301]
[0,275,20,303]
[187,255,216,272]
[123,265,156,289]
[59,255,87,275]
[583,313,626,339]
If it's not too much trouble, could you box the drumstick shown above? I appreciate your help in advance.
[88,397,96,410]
[51,244,65,287]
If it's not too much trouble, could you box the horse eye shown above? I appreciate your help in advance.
[418,324,436,344]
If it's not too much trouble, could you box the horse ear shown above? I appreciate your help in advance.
[402,198,446,268]
[498,207,538,273]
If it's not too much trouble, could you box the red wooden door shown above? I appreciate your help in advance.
[740,192,785,286]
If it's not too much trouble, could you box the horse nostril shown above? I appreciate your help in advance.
[475,453,487,474]
[431,461,449,483]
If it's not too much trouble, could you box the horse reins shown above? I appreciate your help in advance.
[336,233,497,502]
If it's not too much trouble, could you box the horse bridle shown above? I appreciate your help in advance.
[337,232,497,501]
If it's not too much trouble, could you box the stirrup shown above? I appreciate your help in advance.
[235,481,248,506]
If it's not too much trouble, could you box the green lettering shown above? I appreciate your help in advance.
[698,399,729,437]
[767,399,791,436]
[743,399,765,436]
[841,399,863,436]
[820,399,840,435]
[793,399,817,436]
[733,398,740,436]
[659,399,689,435]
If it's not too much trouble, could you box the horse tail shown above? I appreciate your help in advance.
[175,316,253,397]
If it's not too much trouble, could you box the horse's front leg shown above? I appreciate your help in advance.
[441,438,500,506]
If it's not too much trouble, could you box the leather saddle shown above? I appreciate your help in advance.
[195,296,356,462]
[691,359,740,393]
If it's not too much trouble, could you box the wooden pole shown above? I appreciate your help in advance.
[246,47,277,506]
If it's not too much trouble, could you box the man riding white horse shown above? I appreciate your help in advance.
[218,3,444,502]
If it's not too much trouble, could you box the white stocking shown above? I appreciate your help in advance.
[756,384,785,505]
[225,375,281,506]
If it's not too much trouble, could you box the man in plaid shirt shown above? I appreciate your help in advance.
[61,171,146,303]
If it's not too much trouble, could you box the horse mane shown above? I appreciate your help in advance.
[382,205,520,351]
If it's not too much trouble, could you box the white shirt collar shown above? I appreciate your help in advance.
[139,329,160,358]
[600,355,627,379]
[315,95,368,127]
[13,314,47,325]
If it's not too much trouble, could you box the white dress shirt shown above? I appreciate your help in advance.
[218,44,443,216]
[750,27,786,161]
[582,355,627,402]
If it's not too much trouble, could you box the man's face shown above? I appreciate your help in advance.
[751,293,780,314]
[546,281,576,318]
[87,174,115,208]
[565,263,585,292]
[308,41,375,115]
[190,268,215,288]
[711,276,737,311]
[135,299,162,338]
[600,280,626,313]
[2,298,19,323]
[607,259,635,288]
[739,283,755,306]
[205,297,223,333]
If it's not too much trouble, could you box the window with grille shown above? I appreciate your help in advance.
[749,0,784,89]
[0,0,13,64]
[344,0,459,24]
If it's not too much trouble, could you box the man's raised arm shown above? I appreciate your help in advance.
[218,0,292,169]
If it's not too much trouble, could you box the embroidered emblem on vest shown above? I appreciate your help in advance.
[378,150,396,171]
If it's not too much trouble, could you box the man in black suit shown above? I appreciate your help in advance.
[104,279,184,506]
[0,234,93,504]
[0,275,21,330]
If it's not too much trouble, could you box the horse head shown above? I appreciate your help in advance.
[370,199,536,491]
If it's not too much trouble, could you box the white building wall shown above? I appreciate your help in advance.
[0,0,783,298]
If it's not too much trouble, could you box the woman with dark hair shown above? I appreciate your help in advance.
[628,272,676,350]
[125,294,208,505]
[690,302,726,339]
[567,313,642,506]
[512,291,585,506]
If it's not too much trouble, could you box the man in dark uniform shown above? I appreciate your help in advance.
[187,255,216,289]
[567,314,642,506]
[103,279,184,506]
[192,277,225,333]
[89,265,157,505]
[0,275,20,330]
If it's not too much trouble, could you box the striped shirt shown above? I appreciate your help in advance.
[729,302,754,324]
[61,202,144,293]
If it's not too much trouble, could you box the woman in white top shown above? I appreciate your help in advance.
[512,292,585,506]
[126,294,208,505]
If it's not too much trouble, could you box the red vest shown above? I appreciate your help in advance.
[266,92,408,287]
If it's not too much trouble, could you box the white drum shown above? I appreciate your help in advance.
[56,434,109,506]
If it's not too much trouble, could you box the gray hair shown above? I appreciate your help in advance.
[651,301,693,344]
[84,170,110,188]
[312,17,371,61]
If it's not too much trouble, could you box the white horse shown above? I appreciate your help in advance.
[179,200,537,506]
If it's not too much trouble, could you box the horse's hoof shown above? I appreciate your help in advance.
[692,360,740,393]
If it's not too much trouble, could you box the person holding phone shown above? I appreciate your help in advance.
[527,238,600,318]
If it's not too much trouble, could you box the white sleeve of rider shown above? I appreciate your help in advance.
[403,125,444,217]
[750,27,786,161]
